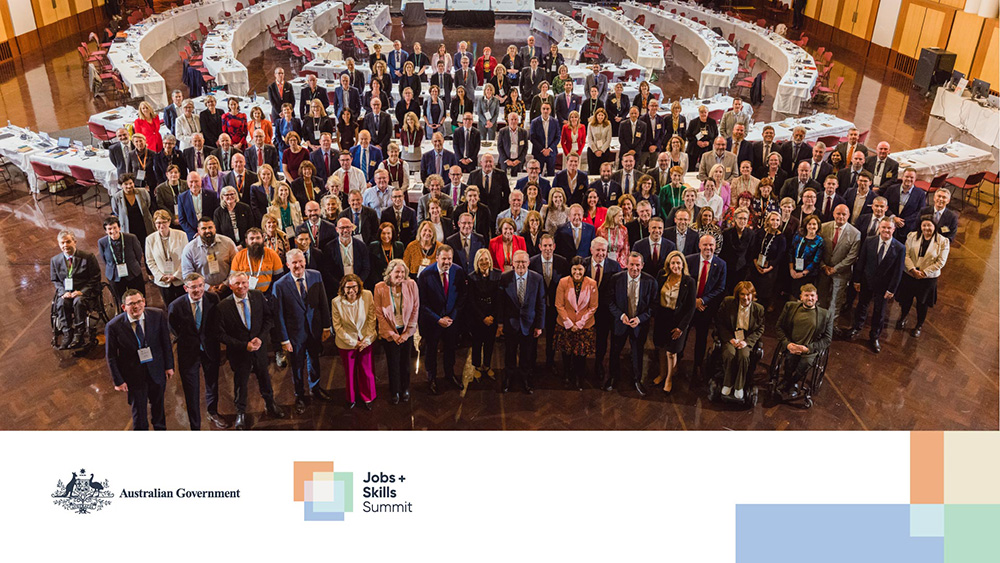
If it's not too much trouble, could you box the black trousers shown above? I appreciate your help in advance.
[504,329,538,388]
[127,374,166,431]
[609,325,650,382]
[157,284,185,308]
[424,325,458,381]
[690,308,716,367]
[231,350,276,414]
[471,321,497,367]
[543,304,558,365]
[177,346,221,430]
[593,312,612,374]
[587,147,614,176]
[55,294,90,334]
[853,285,889,340]
[111,275,146,308]
[383,337,414,396]
[288,337,323,397]
[782,352,819,389]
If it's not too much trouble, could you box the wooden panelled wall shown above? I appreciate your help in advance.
[0,0,109,60]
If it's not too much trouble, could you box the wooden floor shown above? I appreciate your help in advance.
[0,7,997,430]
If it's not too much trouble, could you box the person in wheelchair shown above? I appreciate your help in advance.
[50,231,102,349]
[714,281,765,400]
[775,283,833,399]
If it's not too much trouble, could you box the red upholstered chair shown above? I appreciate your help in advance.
[68,165,103,207]
[708,109,724,122]
[915,173,948,194]
[943,171,987,211]
[815,76,845,109]
[30,161,68,202]
[88,122,116,146]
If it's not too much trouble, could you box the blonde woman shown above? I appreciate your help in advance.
[704,163,732,208]
[651,250,696,392]
[403,220,441,277]
[374,258,419,403]
[377,142,411,191]
[399,113,423,164]
[201,155,224,194]
[267,183,302,234]
[252,163,283,205]
[144,209,187,304]
[468,248,502,376]
[330,273,378,409]
[261,212,291,257]
[561,110,586,157]
[664,134,688,172]
[133,100,163,152]
[541,186,569,235]
[302,99,333,150]
[597,205,629,268]
[489,64,511,104]
[175,99,201,150]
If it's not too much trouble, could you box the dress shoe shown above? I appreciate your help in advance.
[911,327,922,338]
[401,390,410,402]
[207,412,229,429]
[896,319,907,330]
[312,387,333,401]
[234,413,247,430]
[448,374,462,389]
[294,398,308,415]
[346,401,355,409]
[501,379,510,393]
[870,339,881,354]
[721,385,732,396]
[428,381,439,395]
[363,401,373,411]
[266,401,286,418]
[523,381,533,395]
[734,388,744,400]
[633,380,647,397]
[847,328,861,339]
[58,333,73,350]
[602,378,615,392]
[391,393,400,405]
[68,333,84,349]
[275,351,287,368]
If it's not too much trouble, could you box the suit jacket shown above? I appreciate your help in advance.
[779,177,822,203]
[664,226,699,256]
[515,176,552,201]
[50,251,101,296]
[244,144,279,173]
[819,220,861,279]
[555,222,596,259]
[607,271,657,335]
[805,159,834,184]
[156,149,188,182]
[417,263,466,334]
[632,237,677,276]
[921,205,958,241]
[554,276,598,330]
[529,116,561,158]
[295,218,337,249]
[904,231,949,279]
[373,278,420,340]
[420,149,459,181]
[332,86,362,118]
[363,111,394,153]
[338,206,380,242]
[381,205,418,246]
[686,254,727,308]
[98,233,144,282]
[309,147,339,184]
[182,146,210,174]
[454,202,494,240]
[843,188,877,224]
[720,227,754,275]
[863,156,900,187]
[488,235,527,271]
[528,254,569,308]
[751,140,780,177]
[217,290,274,365]
[833,142,870,164]
[779,141,812,175]
[349,144,385,182]
[816,192,847,222]
[640,113,668,152]
[497,269,546,335]
[453,126,482,171]
[272,269,331,346]
[726,138,754,167]
[110,188,155,237]
[177,189,220,239]
[498,126,529,168]
[884,184,927,240]
[299,85,330,118]
[453,67,478,96]
[552,170,589,205]
[447,231,487,274]
[323,237,371,290]
[714,296,765,347]
[776,300,833,353]
[212,202,255,247]
[554,92,580,124]
[855,213,894,242]
[852,235,905,293]
[168,291,221,360]
[467,168,511,213]
[105,308,174,387]
[126,148,160,188]
[268,81,296,120]
[697,150,738,181]
[519,65,545,99]
[584,257,621,317]
[429,72,454,101]
[109,141,130,175]
[519,46,544,68]
[210,147,242,172]
[618,118,649,159]
[837,166,866,196]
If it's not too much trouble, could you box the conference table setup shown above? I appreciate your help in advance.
[530,8,588,64]
[286,0,346,62]
[0,125,119,194]
[744,112,854,142]
[89,94,274,141]
[621,1,738,98]
[302,58,373,82]
[107,0,243,108]
[930,87,1000,149]
[351,3,394,55]
[582,6,666,72]
[659,0,817,115]
[891,141,996,183]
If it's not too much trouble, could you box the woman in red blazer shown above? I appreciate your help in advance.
[560,110,587,157]
[488,217,526,272]
[581,188,607,228]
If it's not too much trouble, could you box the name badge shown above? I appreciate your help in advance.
[407,145,414,153]
[656,123,662,129]
[248,276,259,290]
[941,226,950,233]
[484,112,493,121]
[725,167,731,173]
[136,170,145,182]
[795,257,805,271]
[197,167,205,176]
[207,252,220,275]
[402,221,410,228]
[735,329,745,342]
[313,130,321,141]
[285,226,295,238]
[138,347,153,363]
[518,140,525,145]
[635,131,641,138]
[64,278,73,291]
[116,263,129,278]
[174,204,179,217]
[163,260,174,273]
[885,171,893,178]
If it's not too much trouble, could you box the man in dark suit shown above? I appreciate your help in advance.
[429,59,454,104]
[714,282,766,399]
[106,290,173,430]
[497,112,529,176]
[299,74,329,118]
[453,112,482,173]
[805,143,833,183]
[664,208,699,256]
[626,201,656,248]
[296,200,337,249]
[108,128,132,176]
[849,217,905,353]
[454,186,494,240]
[498,250,546,393]
[293,231,334,299]
[884,168,927,241]
[51,231,102,349]
[612,153,642,197]
[780,160,822,203]
[466,154,511,215]
[921,188,958,241]
[519,56,545,100]
[417,245,466,394]
[308,134,338,185]
[244,129,279,174]
[632,217,676,277]
[447,213,486,274]
[182,133,210,174]
[844,171,878,225]
[585,236,622,383]
[555,204,596,259]
[210,134,242,173]
[362,97,393,156]
[221,154,266,222]
[552,153,589,204]
[607,252,658,394]
[529,234,568,371]
[554,80,580,124]
[855,196,894,241]
[727,123,754,168]
[590,162,623,206]
[519,37,543,77]
[779,126,812,175]
[168,273,227,430]
[343,57,366,91]
[420,132,459,181]
[775,285,833,398]
[332,73,362,118]
[381,187,418,246]
[216,272,286,429]
[514,160,553,201]
[636,98,665,168]
[864,141,899,191]
[686,234,728,375]
[832,128,869,164]
[751,125,778,178]
[323,217,371,291]
[338,190,380,243]
[837,150,868,196]
[817,175,847,222]
[177,171,220,240]
[618,106,648,165]
[453,53,477,93]
[274,249,333,414]
[268,67,296,122]
[529,101,561,176]
[98,216,146,309]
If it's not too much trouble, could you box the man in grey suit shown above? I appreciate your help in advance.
[816,204,860,332]
[51,231,102,349]
[453,56,478,98]
[519,36,544,68]
[697,136,738,181]
[497,112,528,176]
[831,127,869,164]
[584,63,609,102]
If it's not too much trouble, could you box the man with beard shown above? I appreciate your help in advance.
[231,228,286,366]
[181,217,238,295]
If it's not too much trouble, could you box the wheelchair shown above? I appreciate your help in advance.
[50,282,117,351]
[766,345,831,409]
[704,333,764,407]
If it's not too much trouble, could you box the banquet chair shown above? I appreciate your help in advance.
[623,68,641,82]
[914,173,947,194]
[814,76,844,109]
[737,58,756,80]
[30,161,70,204]
[708,109,724,122]
[68,165,104,208]
[88,122,116,147]
[817,136,840,152]
[944,171,988,211]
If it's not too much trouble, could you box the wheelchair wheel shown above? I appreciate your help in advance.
[750,386,759,407]
[99,282,117,323]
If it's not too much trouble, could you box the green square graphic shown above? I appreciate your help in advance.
[334,472,354,512]
[944,504,1000,563]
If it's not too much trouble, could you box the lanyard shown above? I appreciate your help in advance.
[248,255,265,278]
[796,237,809,258]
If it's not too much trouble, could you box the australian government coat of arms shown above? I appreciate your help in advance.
[51,469,114,514]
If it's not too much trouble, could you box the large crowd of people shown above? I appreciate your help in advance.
[59,32,958,430]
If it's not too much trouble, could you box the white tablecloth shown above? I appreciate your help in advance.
[351,3,393,55]
[107,0,243,108]
[287,0,345,62]
[892,142,996,183]
[745,112,854,142]
[201,0,300,96]
[659,0,817,114]
[583,6,665,71]
[0,126,119,194]
[90,94,273,143]
[530,9,588,63]
[302,58,372,82]
[930,87,1000,149]
[622,1,737,98]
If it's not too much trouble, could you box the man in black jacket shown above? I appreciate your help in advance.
[529,234,568,373]
[51,231,102,349]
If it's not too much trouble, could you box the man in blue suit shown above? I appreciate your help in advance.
[273,249,333,414]
[884,168,927,242]
[168,273,226,430]
[631,217,676,277]
[529,102,561,176]
[446,213,486,274]
[607,252,658,395]
[497,250,546,393]
[420,132,459,182]
[418,245,466,394]
[585,236,622,384]
[106,290,174,431]
[686,234,728,375]
[308,134,338,186]
[849,217,905,353]
[322,218,371,291]
[178,171,220,240]
[552,153,589,205]
[97,216,146,307]
[332,73,361,118]
[555,204,595,259]
[387,40,409,83]
[665,208,700,256]
[349,133,384,184]
[514,159,552,200]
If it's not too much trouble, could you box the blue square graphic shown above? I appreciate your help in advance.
[910,504,945,537]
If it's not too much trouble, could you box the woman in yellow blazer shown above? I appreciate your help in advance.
[373,259,420,404]
[554,255,598,390]
[330,274,378,409]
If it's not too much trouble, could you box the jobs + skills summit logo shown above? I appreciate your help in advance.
[293,461,354,521]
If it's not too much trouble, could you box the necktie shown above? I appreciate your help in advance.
[484,174,490,196]
[257,148,263,167]
[876,160,884,179]
[241,298,251,330]
[372,114,378,137]
[133,320,146,347]
[869,220,877,235]
[517,276,525,305]
[832,226,841,247]
[297,277,306,298]
[196,151,203,168]
[595,264,602,286]
[464,238,470,263]
[935,210,941,223]
[763,143,770,159]
[824,195,832,216]
[812,162,819,180]
[237,174,243,193]
[194,301,202,330]
[436,152,442,175]
[628,278,637,317]
[878,241,886,263]
[311,223,318,240]
[344,170,350,193]
[354,211,360,229]
[442,272,449,295]
[324,152,330,175]
[396,210,402,229]
[624,173,631,194]
[851,170,858,186]
[543,261,551,285]
[362,149,368,177]
[573,227,580,248]
[652,241,659,265]
[67,256,73,272]
[697,260,709,297]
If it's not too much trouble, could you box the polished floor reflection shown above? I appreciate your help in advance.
[0,7,996,430]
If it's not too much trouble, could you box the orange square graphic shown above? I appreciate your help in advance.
[294,461,334,502]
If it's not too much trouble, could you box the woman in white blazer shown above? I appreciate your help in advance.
[145,209,189,305]
[174,99,201,150]
[896,217,950,338]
